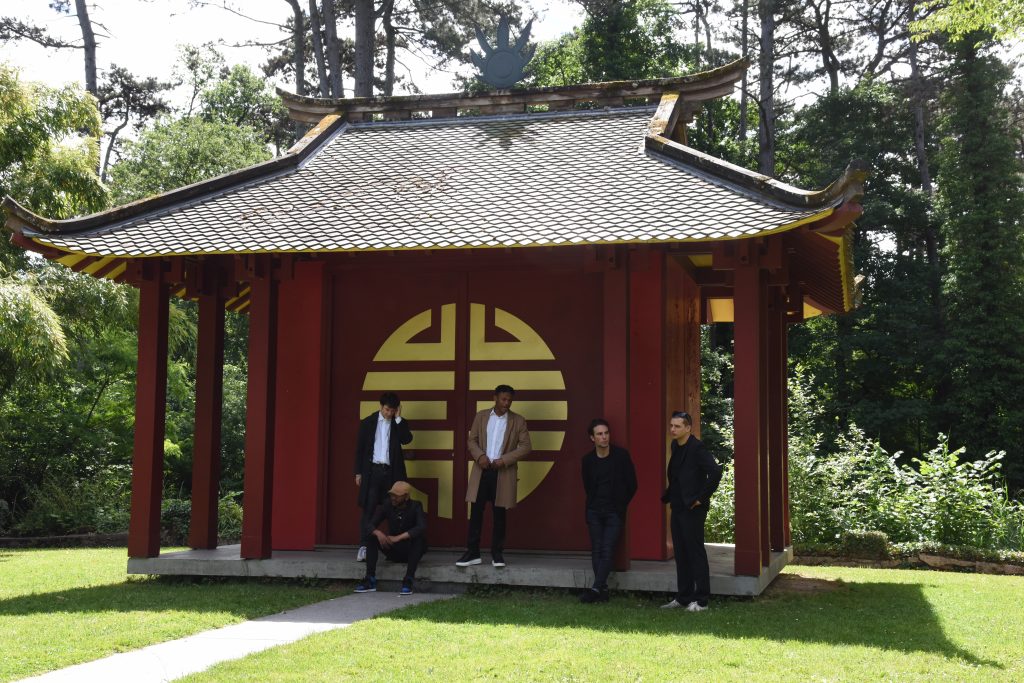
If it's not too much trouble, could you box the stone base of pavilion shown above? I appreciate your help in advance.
[128,543,792,597]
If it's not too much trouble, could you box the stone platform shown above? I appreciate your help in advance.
[129,543,792,596]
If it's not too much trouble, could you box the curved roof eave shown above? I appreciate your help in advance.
[645,134,868,210]
[2,115,346,239]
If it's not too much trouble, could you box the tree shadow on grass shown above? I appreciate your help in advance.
[0,576,337,620]
[387,578,1001,669]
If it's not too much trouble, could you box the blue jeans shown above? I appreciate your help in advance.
[586,508,623,590]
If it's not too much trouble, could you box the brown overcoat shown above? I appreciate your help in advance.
[465,409,531,509]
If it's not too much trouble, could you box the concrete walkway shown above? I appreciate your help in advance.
[20,591,456,683]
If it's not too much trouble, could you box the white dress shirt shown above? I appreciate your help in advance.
[372,412,402,464]
[485,410,508,462]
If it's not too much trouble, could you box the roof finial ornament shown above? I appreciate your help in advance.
[470,15,536,90]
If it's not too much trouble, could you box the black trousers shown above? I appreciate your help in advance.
[359,464,393,544]
[585,508,623,590]
[466,468,506,554]
[366,535,428,580]
[670,506,710,605]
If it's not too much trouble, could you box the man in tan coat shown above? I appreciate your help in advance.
[455,384,531,568]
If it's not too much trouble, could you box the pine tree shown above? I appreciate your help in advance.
[936,36,1024,488]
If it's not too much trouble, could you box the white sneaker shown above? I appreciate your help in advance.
[356,546,367,562]
[660,599,683,609]
[686,602,708,612]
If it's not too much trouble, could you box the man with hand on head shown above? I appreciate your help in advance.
[580,418,637,603]
[354,481,428,596]
[661,410,722,612]
[354,392,413,562]
[456,384,531,569]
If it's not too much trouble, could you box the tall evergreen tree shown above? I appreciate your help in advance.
[935,36,1024,487]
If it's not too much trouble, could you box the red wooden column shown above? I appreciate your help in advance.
[767,287,788,552]
[666,255,702,436]
[758,281,772,566]
[733,243,765,576]
[241,256,279,559]
[128,260,170,559]
[627,248,668,560]
[603,252,631,568]
[188,260,226,549]
[272,261,331,550]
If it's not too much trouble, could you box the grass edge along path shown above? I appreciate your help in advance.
[0,547,347,682]
[183,566,1024,682]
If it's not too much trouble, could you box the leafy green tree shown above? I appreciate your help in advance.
[199,64,292,153]
[108,116,272,204]
[934,35,1024,487]
[913,0,1024,43]
[0,64,107,269]
[531,0,696,86]
[784,82,942,457]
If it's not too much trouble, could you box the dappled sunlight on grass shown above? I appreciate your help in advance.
[183,566,1023,682]
[1,547,344,682]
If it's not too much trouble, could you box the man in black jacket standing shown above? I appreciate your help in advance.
[580,418,637,603]
[354,392,413,562]
[661,410,722,612]
[354,481,428,595]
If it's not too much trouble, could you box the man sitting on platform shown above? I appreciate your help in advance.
[354,481,428,596]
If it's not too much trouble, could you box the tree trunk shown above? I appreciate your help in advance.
[74,0,97,94]
[321,0,344,98]
[285,0,306,95]
[812,0,841,94]
[100,119,128,182]
[307,1,330,97]
[758,0,775,175]
[740,0,748,139]
[353,0,375,97]
[382,0,396,96]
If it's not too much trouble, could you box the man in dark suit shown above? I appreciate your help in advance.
[354,481,428,595]
[661,410,722,612]
[354,392,413,562]
[580,418,637,603]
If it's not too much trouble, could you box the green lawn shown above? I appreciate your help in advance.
[183,566,1024,682]
[0,547,345,682]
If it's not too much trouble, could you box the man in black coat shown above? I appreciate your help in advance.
[661,410,722,612]
[354,481,428,595]
[579,418,637,603]
[354,392,413,561]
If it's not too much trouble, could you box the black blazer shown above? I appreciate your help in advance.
[354,412,413,508]
[367,499,427,540]
[581,445,638,517]
[662,435,722,511]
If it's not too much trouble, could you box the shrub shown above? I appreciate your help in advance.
[710,371,1024,554]
[840,530,890,559]
[218,495,243,542]
[0,499,11,535]
[160,497,191,545]
[15,472,129,537]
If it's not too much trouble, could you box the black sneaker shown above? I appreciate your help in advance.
[491,551,506,568]
[455,551,481,567]
[354,575,377,593]
[598,588,610,602]
[579,588,601,603]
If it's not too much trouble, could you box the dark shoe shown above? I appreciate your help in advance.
[354,575,377,593]
[579,588,601,603]
[455,551,481,567]
[400,578,414,596]
[598,588,610,602]
[491,551,506,568]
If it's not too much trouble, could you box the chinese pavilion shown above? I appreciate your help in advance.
[3,59,865,591]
